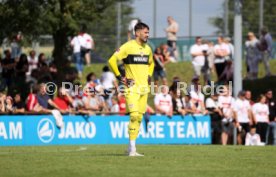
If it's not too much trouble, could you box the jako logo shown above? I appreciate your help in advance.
[37,118,55,143]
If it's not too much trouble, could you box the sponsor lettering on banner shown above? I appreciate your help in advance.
[0,115,211,146]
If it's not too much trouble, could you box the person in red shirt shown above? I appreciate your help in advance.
[53,88,74,112]
[118,93,126,115]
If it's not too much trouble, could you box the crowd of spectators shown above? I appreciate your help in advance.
[0,22,275,145]
[154,76,276,145]
[190,27,273,84]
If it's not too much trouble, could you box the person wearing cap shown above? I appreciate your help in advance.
[233,90,253,145]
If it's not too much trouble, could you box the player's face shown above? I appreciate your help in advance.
[137,28,149,43]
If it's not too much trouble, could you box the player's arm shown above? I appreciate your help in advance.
[108,55,121,77]
[108,44,129,86]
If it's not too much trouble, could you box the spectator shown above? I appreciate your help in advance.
[100,66,117,107]
[257,27,273,77]
[0,93,6,113]
[183,95,196,114]
[206,93,222,144]
[171,89,186,116]
[53,87,74,112]
[153,47,168,92]
[1,49,16,95]
[127,18,141,41]
[245,125,263,146]
[214,36,230,82]
[37,83,61,111]
[218,85,235,145]
[82,88,108,114]
[70,25,93,77]
[154,86,173,117]
[201,39,212,85]
[26,85,41,112]
[218,60,233,84]
[265,90,276,145]
[27,50,38,79]
[169,76,181,94]
[224,37,234,61]
[244,90,254,106]
[110,96,119,113]
[207,41,216,76]
[160,43,175,62]
[245,32,260,79]
[252,94,269,143]
[233,90,252,145]
[189,76,208,115]
[190,37,205,79]
[15,53,29,100]
[118,93,126,115]
[10,32,23,60]
[13,93,25,114]
[5,96,14,113]
[165,16,179,59]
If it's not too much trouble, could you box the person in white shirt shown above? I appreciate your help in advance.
[214,36,230,81]
[218,85,235,145]
[245,125,264,146]
[233,90,253,145]
[100,65,117,108]
[110,96,119,113]
[189,76,207,115]
[206,93,222,144]
[26,50,38,78]
[70,25,94,77]
[190,37,205,78]
[252,94,270,143]
[154,86,173,117]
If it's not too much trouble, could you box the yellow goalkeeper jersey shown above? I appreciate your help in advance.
[108,40,154,88]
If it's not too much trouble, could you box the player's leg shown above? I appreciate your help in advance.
[125,92,141,155]
[128,94,148,156]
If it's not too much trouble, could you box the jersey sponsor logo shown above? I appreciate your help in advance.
[37,118,55,143]
[133,56,148,62]
[123,54,149,65]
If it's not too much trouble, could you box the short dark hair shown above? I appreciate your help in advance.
[195,36,201,41]
[134,22,149,32]
[102,65,110,72]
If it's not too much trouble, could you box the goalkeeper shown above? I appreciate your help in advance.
[108,22,154,156]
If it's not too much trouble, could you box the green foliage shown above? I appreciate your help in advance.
[209,0,276,37]
[0,145,276,177]
[0,0,133,63]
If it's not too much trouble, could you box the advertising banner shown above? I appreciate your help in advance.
[0,115,211,146]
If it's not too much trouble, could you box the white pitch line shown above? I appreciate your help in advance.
[0,146,88,154]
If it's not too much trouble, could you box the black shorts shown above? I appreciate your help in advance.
[167,40,177,50]
[238,123,250,133]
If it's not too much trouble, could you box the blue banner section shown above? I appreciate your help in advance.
[0,115,211,146]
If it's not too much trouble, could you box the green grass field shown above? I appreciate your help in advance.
[0,145,275,177]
